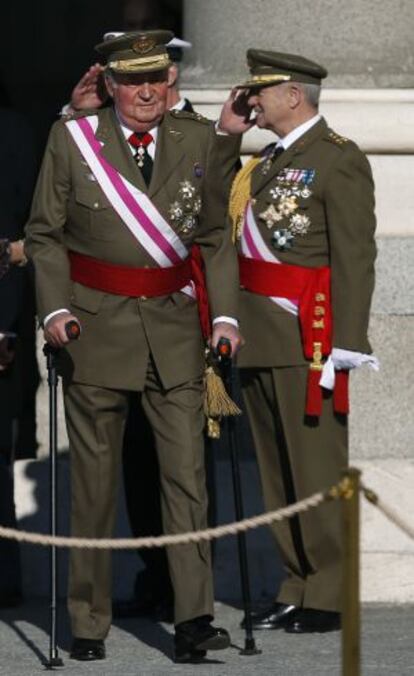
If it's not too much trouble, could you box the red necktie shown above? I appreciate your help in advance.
[129,132,153,185]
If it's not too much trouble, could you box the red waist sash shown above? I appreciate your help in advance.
[69,251,191,297]
[69,247,211,339]
[239,255,348,416]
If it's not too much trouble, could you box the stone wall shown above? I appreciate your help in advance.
[183,0,414,88]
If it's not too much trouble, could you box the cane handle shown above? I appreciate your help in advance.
[65,320,81,341]
[217,337,232,361]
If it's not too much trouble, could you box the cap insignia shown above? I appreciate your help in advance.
[132,36,157,55]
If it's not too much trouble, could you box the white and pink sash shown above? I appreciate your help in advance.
[65,116,195,297]
[240,201,299,316]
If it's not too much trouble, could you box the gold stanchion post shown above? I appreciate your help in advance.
[341,467,361,676]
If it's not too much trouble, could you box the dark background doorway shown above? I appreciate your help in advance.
[1,0,183,155]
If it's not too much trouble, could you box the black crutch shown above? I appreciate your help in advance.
[217,338,261,656]
[43,319,80,669]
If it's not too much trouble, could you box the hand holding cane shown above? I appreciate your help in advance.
[43,319,80,669]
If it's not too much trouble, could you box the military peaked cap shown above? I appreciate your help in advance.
[95,30,174,74]
[237,49,328,88]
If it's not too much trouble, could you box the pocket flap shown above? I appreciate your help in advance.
[70,282,105,314]
[75,188,109,211]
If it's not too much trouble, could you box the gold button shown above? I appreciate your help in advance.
[93,202,99,209]
[312,319,325,329]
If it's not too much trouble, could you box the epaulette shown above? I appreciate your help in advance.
[325,130,349,148]
[169,109,210,125]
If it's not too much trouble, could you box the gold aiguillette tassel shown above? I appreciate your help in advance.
[203,349,242,439]
[207,416,221,439]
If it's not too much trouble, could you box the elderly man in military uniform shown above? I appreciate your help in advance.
[219,50,377,633]
[65,36,205,624]
[26,30,242,663]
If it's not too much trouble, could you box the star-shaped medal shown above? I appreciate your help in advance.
[259,204,283,229]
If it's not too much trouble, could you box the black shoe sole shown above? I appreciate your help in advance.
[246,622,288,630]
[195,632,231,651]
[285,623,341,634]
[69,653,106,661]
[174,649,207,664]
[174,632,230,662]
[241,617,296,630]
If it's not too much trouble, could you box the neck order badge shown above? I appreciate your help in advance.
[129,132,153,185]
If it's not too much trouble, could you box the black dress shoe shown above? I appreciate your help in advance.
[241,602,298,630]
[174,616,231,663]
[70,638,105,661]
[285,608,341,633]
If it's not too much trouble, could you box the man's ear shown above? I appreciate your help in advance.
[288,84,302,109]
[167,64,178,88]
[105,74,115,98]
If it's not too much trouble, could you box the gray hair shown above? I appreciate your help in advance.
[296,82,321,109]
[104,69,117,88]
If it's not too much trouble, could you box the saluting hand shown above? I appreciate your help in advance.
[217,88,257,135]
[70,63,107,111]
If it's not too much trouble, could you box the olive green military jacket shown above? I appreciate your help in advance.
[237,117,377,369]
[25,107,240,390]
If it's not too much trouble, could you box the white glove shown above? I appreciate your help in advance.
[320,348,380,390]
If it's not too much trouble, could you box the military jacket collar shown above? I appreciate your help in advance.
[93,107,185,198]
[251,117,328,196]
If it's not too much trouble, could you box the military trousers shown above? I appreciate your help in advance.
[240,366,348,612]
[64,359,214,640]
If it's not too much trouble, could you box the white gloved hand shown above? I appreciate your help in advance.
[320,348,380,390]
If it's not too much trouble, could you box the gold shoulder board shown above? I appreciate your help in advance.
[325,130,349,147]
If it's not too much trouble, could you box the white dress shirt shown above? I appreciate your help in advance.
[276,114,321,150]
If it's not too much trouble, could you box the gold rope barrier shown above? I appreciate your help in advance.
[361,483,414,541]
[0,489,331,549]
[1,466,413,675]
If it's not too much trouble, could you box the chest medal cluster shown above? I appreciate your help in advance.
[169,180,202,234]
[259,168,315,251]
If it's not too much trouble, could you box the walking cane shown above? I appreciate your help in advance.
[43,320,80,669]
[217,338,261,656]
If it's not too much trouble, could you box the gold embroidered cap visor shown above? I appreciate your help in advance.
[95,29,174,74]
[236,49,328,89]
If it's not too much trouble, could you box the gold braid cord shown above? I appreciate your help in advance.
[229,157,261,243]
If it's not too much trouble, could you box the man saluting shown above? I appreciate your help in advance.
[25,30,242,663]
[220,50,377,633]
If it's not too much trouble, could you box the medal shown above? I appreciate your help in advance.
[289,213,311,236]
[259,204,282,229]
[169,181,201,234]
[272,229,294,250]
